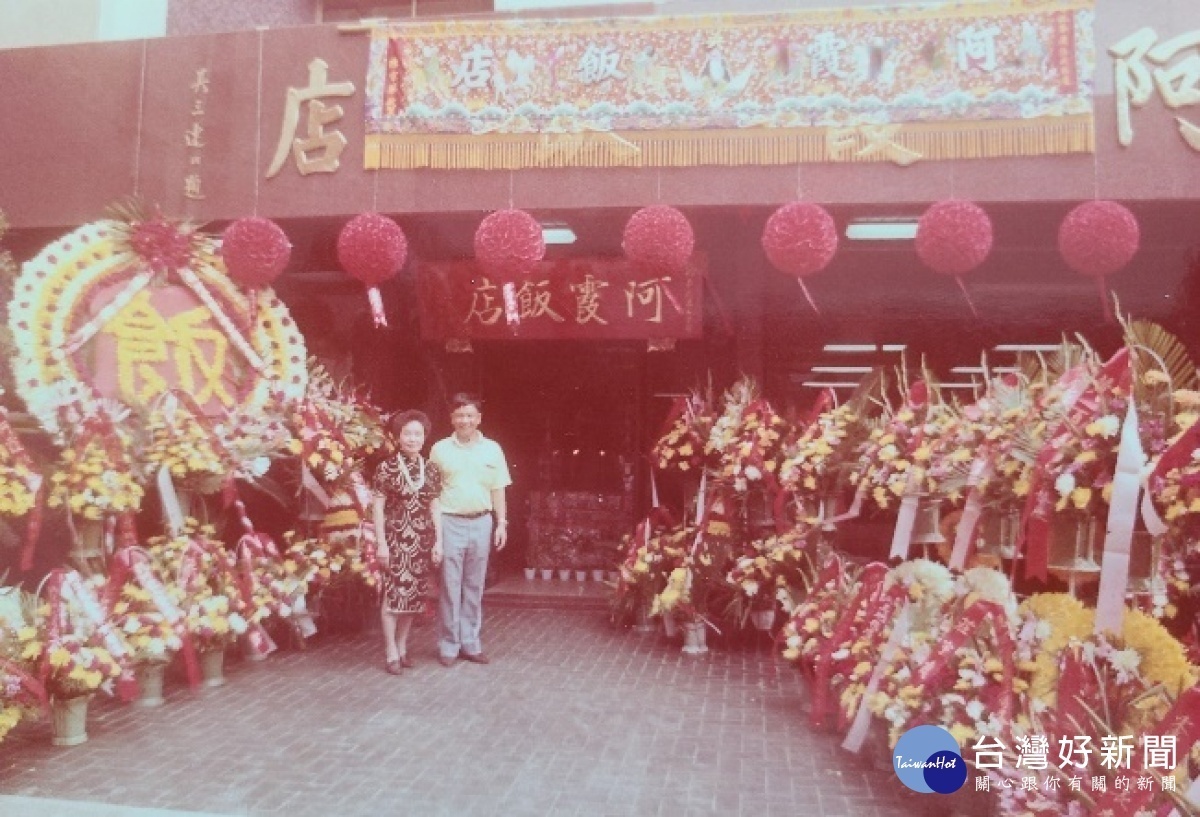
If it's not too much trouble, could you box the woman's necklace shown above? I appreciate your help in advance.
[399,454,425,492]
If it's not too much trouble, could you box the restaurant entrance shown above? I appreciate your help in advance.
[474,342,643,580]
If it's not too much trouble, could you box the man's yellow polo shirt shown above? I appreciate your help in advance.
[429,434,512,515]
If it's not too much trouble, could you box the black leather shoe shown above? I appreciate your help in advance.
[438,655,456,667]
[385,660,403,676]
[460,652,490,665]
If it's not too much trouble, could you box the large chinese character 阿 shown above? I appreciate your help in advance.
[1110,28,1160,147]
[625,277,676,324]
[1148,30,1200,150]
[957,25,1001,73]
[266,58,356,178]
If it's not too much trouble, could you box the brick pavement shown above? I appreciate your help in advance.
[0,608,932,817]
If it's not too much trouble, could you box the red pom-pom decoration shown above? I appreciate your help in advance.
[1058,200,1140,278]
[761,203,838,278]
[474,209,545,278]
[337,213,408,286]
[221,217,291,288]
[622,206,694,273]
[915,200,993,276]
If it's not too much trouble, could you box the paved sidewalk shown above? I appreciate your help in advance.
[0,609,924,817]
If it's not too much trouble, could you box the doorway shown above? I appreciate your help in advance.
[475,342,643,577]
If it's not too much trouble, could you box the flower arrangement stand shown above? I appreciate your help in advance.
[134,661,167,707]
[750,608,776,632]
[632,606,656,634]
[200,649,226,688]
[50,696,91,746]
[681,621,708,655]
[662,614,680,639]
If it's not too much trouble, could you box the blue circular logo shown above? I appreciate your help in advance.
[892,725,966,794]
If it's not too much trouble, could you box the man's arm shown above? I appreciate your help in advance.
[492,488,507,550]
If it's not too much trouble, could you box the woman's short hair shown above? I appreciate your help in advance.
[448,392,483,413]
[389,409,431,438]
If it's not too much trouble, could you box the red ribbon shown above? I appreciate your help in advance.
[108,549,200,690]
[910,600,1016,723]
[1090,685,1200,815]
[1020,350,1131,581]
[810,562,888,728]
[0,410,47,573]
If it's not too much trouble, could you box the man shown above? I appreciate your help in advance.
[429,393,511,666]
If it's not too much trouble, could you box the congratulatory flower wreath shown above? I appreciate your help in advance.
[7,206,307,449]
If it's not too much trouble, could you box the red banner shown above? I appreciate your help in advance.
[417,256,705,341]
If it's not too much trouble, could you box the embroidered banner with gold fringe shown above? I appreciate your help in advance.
[364,0,1095,170]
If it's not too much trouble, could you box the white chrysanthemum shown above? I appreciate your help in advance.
[1054,472,1076,497]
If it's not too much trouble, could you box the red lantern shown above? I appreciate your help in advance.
[915,200,993,317]
[474,209,545,279]
[622,206,694,274]
[474,209,545,329]
[1058,201,1139,322]
[221,217,291,289]
[762,202,837,314]
[337,213,408,328]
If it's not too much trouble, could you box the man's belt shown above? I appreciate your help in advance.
[444,510,491,519]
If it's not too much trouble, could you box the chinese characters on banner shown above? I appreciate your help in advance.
[1110,27,1200,152]
[416,258,704,341]
[266,58,356,178]
[184,67,210,200]
[363,3,1095,170]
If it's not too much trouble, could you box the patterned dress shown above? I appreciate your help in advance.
[373,455,443,614]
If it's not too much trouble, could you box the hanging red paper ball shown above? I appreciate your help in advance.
[761,202,838,278]
[474,209,545,278]
[915,200,993,276]
[221,217,291,288]
[337,213,408,286]
[1058,200,1140,278]
[622,206,694,273]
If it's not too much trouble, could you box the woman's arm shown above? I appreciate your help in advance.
[373,494,388,563]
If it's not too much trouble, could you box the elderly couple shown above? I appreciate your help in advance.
[370,393,511,675]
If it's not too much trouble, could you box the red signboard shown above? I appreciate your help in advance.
[417,257,705,341]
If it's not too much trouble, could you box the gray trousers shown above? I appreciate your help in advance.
[438,514,492,658]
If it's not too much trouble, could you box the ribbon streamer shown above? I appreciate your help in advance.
[157,465,184,536]
[367,286,387,328]
[842,603,912,753]
[175,267,265,371]
[949,457,993,569]
[64,269,153,354]
[1094,399,1145,635]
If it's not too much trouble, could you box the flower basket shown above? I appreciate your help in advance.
[50,695,91,747]
[200,649,226,688]
[133,661,167,708]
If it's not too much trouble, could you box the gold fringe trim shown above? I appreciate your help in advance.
[364,116,1094,171]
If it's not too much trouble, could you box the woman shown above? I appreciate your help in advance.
[372,410,443,675]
